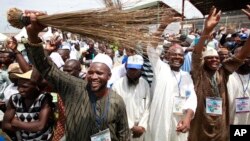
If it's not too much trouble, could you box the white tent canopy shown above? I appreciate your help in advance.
[124,0,204,34]
[0,33,7,42]
[124,0,203,19]
[14,27,28,42]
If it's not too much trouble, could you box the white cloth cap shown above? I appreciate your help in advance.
[186,35,195,44]
[226,34,232,39]
[202,48,219,58]
[127,55,144,69]
[92,53,113,70]
[61,44,71,50]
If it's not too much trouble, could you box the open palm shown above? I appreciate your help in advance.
[242,5,250,20]
[204,7,221,34]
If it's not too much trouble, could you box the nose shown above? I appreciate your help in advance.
[173,54,182,59]
[18,87,24,93]
[91,73,98,79]
[211,57,218,60]
[176,54,182,59]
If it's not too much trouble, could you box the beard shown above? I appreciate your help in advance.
[238,63,250,74]
[127,75,140,87]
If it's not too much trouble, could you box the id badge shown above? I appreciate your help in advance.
[235,97,250,113]
[206,97,222,115]
[91,128,111,141]
[51,92,58,103]
[173,96,186,115]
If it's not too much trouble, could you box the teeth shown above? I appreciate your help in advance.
[91,82,99,85]
[173,62,180,64]
[173,60,180,63]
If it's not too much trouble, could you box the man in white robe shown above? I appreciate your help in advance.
[113,55,150,141]
[146,45,197,141]
[228,47,250,124]
[107,64,126,88]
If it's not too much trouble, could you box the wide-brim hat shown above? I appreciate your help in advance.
[12,70,32,80]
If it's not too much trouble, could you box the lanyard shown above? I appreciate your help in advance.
[210,74,220,97]
[172,71,182,97]
[237,74,250,97]
[91,93,110,131]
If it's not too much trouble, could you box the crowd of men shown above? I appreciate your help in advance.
[0,5,250,141]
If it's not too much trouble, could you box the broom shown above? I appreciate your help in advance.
[7,1,180,47]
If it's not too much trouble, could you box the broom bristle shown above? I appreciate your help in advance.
[6,5,180,48]
[7,8,24,29]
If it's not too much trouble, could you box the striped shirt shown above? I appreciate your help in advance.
[141,56,154,86]
[26,44,130,141]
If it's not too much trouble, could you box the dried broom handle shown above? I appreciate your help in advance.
[7,8,34,29]
[20,14,31,26]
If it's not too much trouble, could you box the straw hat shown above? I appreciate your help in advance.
[12,70,32,80]
[8,63,23,74]
[8,63,23,81]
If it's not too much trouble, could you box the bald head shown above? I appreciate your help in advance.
[63,59,81,77]
[168,44,184,54]
[218,47,229,62]
[167,45,184,71]
[105,48,115,60]
[57,49,70,62]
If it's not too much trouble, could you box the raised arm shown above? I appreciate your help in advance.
[23,10,83,98]
[194,7,221,54]
[23,10,53,78]
[6,36,31,72]
[235,5,250,60]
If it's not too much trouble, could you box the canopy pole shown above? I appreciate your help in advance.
[181,0,185,30]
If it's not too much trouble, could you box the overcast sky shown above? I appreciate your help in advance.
[0,0,202,33]
[0,0,108,33]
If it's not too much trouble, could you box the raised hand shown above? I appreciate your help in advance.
[23,10,47,42]
[6,37,18,51]
[204,6,221,34]
[242,5,250,20]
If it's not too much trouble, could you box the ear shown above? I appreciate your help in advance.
[108,71,112,80]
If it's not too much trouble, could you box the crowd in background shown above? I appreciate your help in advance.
[0,5,250,141]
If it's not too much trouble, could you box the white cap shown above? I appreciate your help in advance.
[127,55,144,69]
[92,53,113,70]
[202,48,219,58]
[61,43,71,50]
[226,34,232,39]
[186,35,195,44]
